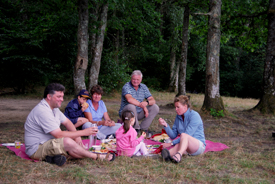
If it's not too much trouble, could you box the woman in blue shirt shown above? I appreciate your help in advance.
[83,85,122,139]
[159,95,206,163]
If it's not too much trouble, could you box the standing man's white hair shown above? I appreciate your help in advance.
[131,70,143,78]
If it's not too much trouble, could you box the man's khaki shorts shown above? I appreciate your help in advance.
[30,138,68,160]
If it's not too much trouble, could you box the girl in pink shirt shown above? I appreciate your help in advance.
[116,111,148,157]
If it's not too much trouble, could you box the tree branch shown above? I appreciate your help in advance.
[223,11,267,29]
[192,12,211,16]
[234,11,267,18]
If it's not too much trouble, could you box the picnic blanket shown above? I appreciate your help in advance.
[1,138,229,162]
[1,143,39,162]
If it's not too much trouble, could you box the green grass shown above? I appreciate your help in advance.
[1,91,275,183]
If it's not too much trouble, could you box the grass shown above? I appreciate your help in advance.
[1,90,275,183]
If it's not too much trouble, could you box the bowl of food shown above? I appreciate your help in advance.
[91,145,101,151]
[101,139,110,144]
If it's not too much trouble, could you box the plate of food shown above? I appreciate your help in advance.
[89,145,109,154]
[146,144,161,153]
[151,133,170,143]
[101,142,116,151]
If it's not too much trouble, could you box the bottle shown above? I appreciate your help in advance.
[89,123,97,148]
[15,140,21,149]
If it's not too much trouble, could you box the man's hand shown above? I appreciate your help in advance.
[83,126,98,136]
[143,106,149,118]
[139,101,148,109]
[139,102,149,117]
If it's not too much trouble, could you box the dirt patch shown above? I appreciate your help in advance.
[0,99,71,123]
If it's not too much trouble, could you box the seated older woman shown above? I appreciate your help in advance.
[159,95,206,163]
[82,85,122,139]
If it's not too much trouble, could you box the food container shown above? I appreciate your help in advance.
[15,140,21,149]
[101,139,110,144]
[92,145,102,151]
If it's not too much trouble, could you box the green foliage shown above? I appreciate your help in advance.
[0,0,269,100]
[186,33,206,93]
[219,40,265,98]
[210,108,225,118]
[221,0,269,52]
[98,51,130,93]
[0,0,78,93]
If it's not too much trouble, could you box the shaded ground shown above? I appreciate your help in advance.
[0,97,275,183]
[0,98,274,153]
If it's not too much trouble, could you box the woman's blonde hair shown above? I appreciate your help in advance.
[174,95,191,109]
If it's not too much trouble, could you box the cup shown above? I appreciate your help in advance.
[164,138,172,143]
[15,140,21,149]
[91,123,98,136]
[89,123,97,148]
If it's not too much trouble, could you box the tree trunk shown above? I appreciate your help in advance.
[168,48,178,92]
[88,3,108,91]
[73,0,89,95]
[177,4,189,96]
[254,0,275,114]
[202,0,224,111]
[89,4,99,61]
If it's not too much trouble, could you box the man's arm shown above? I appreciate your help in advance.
[50,118,96,140]
[147,96,156,106]
[125,94,142,106]
[125,94,149,117]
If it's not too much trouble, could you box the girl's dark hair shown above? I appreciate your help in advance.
[121,111,134,134]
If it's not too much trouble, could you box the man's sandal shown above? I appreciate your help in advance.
[96,152,116,162]
[161,148,172,162]
[171,152,182,163]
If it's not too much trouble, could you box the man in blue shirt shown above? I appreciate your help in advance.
[64,89,90,129]
[119,70,159,134]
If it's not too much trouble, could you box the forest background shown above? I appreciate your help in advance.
[0,0,270,100]
[1,1,275,182]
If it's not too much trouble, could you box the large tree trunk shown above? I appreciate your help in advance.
[177,4,189,96]
[254,0,275,114]
[168,48,179,92]
[88,3,108,91]
[73,0,89,95]
[89,3,99,61]
[202,0,224,111]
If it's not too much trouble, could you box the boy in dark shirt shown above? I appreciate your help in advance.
[64,89,90,128]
